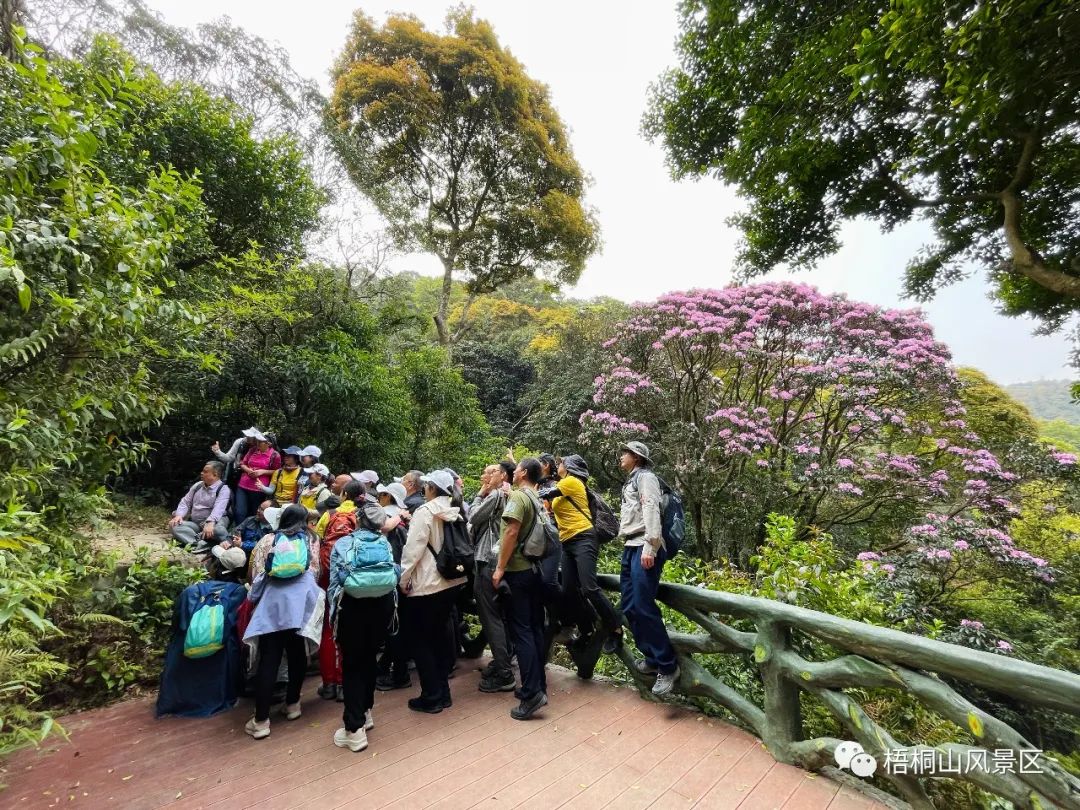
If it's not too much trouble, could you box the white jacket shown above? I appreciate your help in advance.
[399,496,466,596]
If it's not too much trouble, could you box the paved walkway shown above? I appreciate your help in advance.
[3,664,887,809]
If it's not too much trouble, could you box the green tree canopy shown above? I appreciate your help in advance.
[644,0,1080,327]
[955,367,1039,458]
[328,7,600,344]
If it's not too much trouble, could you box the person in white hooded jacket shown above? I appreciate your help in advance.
[398,469,467,713]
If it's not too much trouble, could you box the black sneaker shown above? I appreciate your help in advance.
[317,683,337,700]
[479,671,516,693]
[376,674,411,692]
[407,696,443,714]
[510,692,548,720]
[441,691,453,709]
[602,632,623,655]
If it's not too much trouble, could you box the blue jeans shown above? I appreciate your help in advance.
[504,568,548,700]
[620,545,678,675]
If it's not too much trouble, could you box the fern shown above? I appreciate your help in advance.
[72,612,129,626]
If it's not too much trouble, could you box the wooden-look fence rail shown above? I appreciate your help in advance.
[581,574,1080,810]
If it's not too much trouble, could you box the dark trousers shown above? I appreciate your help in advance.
[233,486,262,526]
[376,621,410,682]
[504,568,547,700]
[620,545,678,675]
[337,592,396,732]
[254,629,307,721]
[475,563,513,676]
[562,530,622,636]
[401,587,458,704]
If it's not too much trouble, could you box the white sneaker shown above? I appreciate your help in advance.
[279,702,302,720]
[652,666,681,696]
[245,717,270,739]
[364,709,374,731]
[334,726,368,752]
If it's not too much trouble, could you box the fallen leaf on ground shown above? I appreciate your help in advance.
[121,775,133,781]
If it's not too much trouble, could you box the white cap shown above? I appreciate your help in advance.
[241,427,267,441]
[351,470,379,485]
[304,463,330,476]
[420,469,454,496]
[300,445,322,458]
[376,482,407,509]
[211,545,247,572]
[263,507,283,531]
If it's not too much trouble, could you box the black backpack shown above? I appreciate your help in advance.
[427,516,473,580]
[565,484,619,544]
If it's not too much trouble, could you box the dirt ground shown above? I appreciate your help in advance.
[89,502,192,565]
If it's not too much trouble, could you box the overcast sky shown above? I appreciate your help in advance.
[144,0,1075,385]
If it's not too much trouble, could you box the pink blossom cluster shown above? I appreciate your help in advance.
[581,282,1051,587]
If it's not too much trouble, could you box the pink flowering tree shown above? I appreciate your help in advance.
[578,283,1049,589]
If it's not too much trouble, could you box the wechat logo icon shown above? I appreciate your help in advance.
[835,741,878,778]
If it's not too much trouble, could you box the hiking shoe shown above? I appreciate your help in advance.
[479,671,516,693]
[334,726,368,752]
[602,632,623,655]
[376,674,411,691]
[335,686,345,703]
[364,710,375,731]
[279,702,302,720]
[245,717,270,739]
[653,666,681,697]
[441,691,453,709]
[318,683,337,700]
[634,659,658,677]
[510,692,548,721]
[408,697,443,714]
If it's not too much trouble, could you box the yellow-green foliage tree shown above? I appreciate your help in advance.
[328,8,600,345]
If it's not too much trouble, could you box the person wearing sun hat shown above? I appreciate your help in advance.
[297,445,322,487]
[262,446,303,504]
[299,463,333,511]
[234,429,282,525]
[542,453,624,656]
[397,469,466,713]
[211,426,260,484]
[617,439,679,698]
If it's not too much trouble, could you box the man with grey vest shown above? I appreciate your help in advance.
[169,461,231,549]
[469,460,516,693]
[618,441,679,696]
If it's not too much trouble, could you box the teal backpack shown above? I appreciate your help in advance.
[342,529,399,598]
[184,592,224,658]
[267,531,309,579]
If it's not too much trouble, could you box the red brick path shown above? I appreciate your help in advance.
[2,664,887,809]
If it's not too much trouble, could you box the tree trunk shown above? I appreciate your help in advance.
[433,257,454,346]
[0,0,27,61]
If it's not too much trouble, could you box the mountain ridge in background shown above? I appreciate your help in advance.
[1005,379,1080,424]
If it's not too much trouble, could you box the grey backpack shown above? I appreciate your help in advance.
[521,490,560,563]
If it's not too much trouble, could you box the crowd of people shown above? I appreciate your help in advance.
[159,426,680,755]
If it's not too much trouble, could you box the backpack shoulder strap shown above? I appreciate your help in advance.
[563,479,592,522]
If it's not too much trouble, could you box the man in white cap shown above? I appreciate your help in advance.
[617,440,679,697]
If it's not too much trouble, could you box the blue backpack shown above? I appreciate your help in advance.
[342,529,399,598]
[656,475,685,557]
[267,532,309,579]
